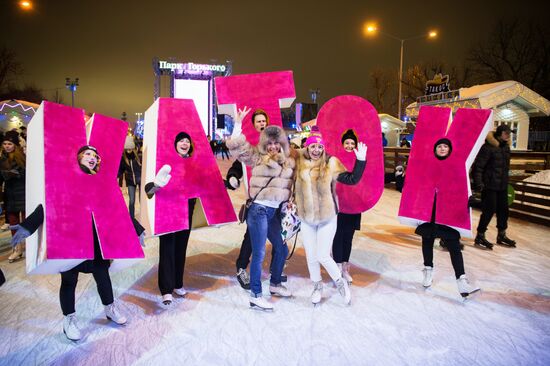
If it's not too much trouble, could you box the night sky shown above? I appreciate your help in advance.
[2,0,541,121]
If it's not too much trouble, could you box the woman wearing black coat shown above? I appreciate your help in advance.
[118,136,142,218]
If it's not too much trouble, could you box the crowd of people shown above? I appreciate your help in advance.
[0,109,518,341]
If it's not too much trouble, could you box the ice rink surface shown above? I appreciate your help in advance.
[0,159,548,366]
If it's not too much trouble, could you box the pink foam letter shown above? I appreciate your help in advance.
[316,95,384,213]
[398,106,493,237]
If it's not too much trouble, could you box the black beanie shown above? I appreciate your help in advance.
[2,131,20,146]
[174,132,193,155]
[77,145,98,155]
[341,129,358,145]
[433,138,452,160]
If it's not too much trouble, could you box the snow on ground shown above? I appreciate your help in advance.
[0,159,549,366]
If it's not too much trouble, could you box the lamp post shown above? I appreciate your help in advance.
[364,24,437,119]
[65,77,79,107]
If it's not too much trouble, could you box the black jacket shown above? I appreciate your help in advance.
[0,156,26,212]
[472,131,511,191]
[118,152,142,186]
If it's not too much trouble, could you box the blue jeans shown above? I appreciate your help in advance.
[247,203,287,297]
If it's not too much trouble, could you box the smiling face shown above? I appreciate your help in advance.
[500,131,511,142]
[176,138,191,156]
[435,143,450,158]
[343,138,356,152]
[266,139,282,156]
[80,149,98,170]
[307,143,324,160]
[2,141,15,153]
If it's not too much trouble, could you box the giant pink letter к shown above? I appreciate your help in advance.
[215,71,295,145]
[42,102,143,261]
[142,98,237,235]
[316,95,384,213]
[398,106,493,237]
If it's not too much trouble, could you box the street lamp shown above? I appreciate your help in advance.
[65,77,79,107]
[364,23,438,119]
[19,1,33,10]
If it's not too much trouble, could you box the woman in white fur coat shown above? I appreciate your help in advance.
[294,128,367,305]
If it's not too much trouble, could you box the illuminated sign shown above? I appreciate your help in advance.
[425,73,450,95]
[158,60,226,73]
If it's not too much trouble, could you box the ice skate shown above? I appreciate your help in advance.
[311,281,322,305]
[236,268,250,290]
[474,233,494,250]
[342,262,353,284]
[422,266,433,288]
[249,296,274,311]
[161,294,173,306]
[63,313,82,341]
[496,231,516,247]
[8,244,23,263]
[457,275,480,298]
[105,302,127,325]
[335,278,351,305]
[174,287,187,297]
[269,284,292,297]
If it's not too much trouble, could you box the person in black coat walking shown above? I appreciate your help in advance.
[119,136,142,218]
[472,124,516,250]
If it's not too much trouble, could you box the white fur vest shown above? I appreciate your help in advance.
[294,150,347,225]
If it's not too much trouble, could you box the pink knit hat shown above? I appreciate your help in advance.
[304,127,325,147]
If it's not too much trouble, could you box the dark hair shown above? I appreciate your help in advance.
[251,109,269,126]
[341,129,358,145]
[174,132,194,157]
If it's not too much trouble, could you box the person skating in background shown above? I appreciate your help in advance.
[0,131,26,263]
[332,129,362,284]
[224,109,285,290]
[472,124,516,250]
[118,135,142,218]
[416,139,480,298]
[145,132,196,306]
[294,128,366,305]
[226,107,294,310]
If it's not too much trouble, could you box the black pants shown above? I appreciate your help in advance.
[59,259,114,315]
[235,227,277,272]
[422,237,465,279]
[127,184,140,219]
[158,200,195,295]
[332,214,360,263]
[0,268,5,287]
[477,189,509,234]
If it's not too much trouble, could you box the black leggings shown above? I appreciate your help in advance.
[422,237,465,279]
[59,259,114,315]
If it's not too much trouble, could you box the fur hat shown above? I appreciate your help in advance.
[258,125,289,156]
[2,131,20,146]
[124,135,135,150]
[341,129,357,145]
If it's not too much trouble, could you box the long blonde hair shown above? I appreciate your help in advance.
[2,145,26,169]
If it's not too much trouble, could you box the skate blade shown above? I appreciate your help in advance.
[461,288,481,300]
[249,303,274,311]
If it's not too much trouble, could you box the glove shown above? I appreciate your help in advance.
[354,142,367,161]
[229,176,240,189]
[154,165,172,187]
[10,225,31,247]
[139,232,146,248]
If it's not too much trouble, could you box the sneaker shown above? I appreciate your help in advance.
[8,244,23,263]
[311,281,322,305]
[174,287,187,297]
[162,294,173,306]
[105,302,127,325]
[422,266,433,288]
[63,313,82,341]
[474,233,494,250]
[236,268,250,290]
[342,262,353,284]
[496,231,516,247]
[249,296,274,311]
[456,275,481,298]
[335,278,351,305]
[269,284,292,297]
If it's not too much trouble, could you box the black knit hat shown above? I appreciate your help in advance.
[433,138,452,160]
[495,124,516,136]
[77,145,98,155]
[341,129,358,145]
[2,131,20,146]
[174,132,193,156]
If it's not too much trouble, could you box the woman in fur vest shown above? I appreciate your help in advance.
[226,107,295,311]
[294,129,366,305]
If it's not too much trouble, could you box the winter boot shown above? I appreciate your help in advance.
[456,275,481,298]
[249,296,274,311]
[63,313,82,341]
[335,278,351,305]
[342,262,353,284]
[422,266,433,288]
[236,268,250,290]
[105,302,127,325]
[311,281,323,305]
[474,232,494,250]
[497,231,516,247]
[269,284,292,297]
[8,244,23,263]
